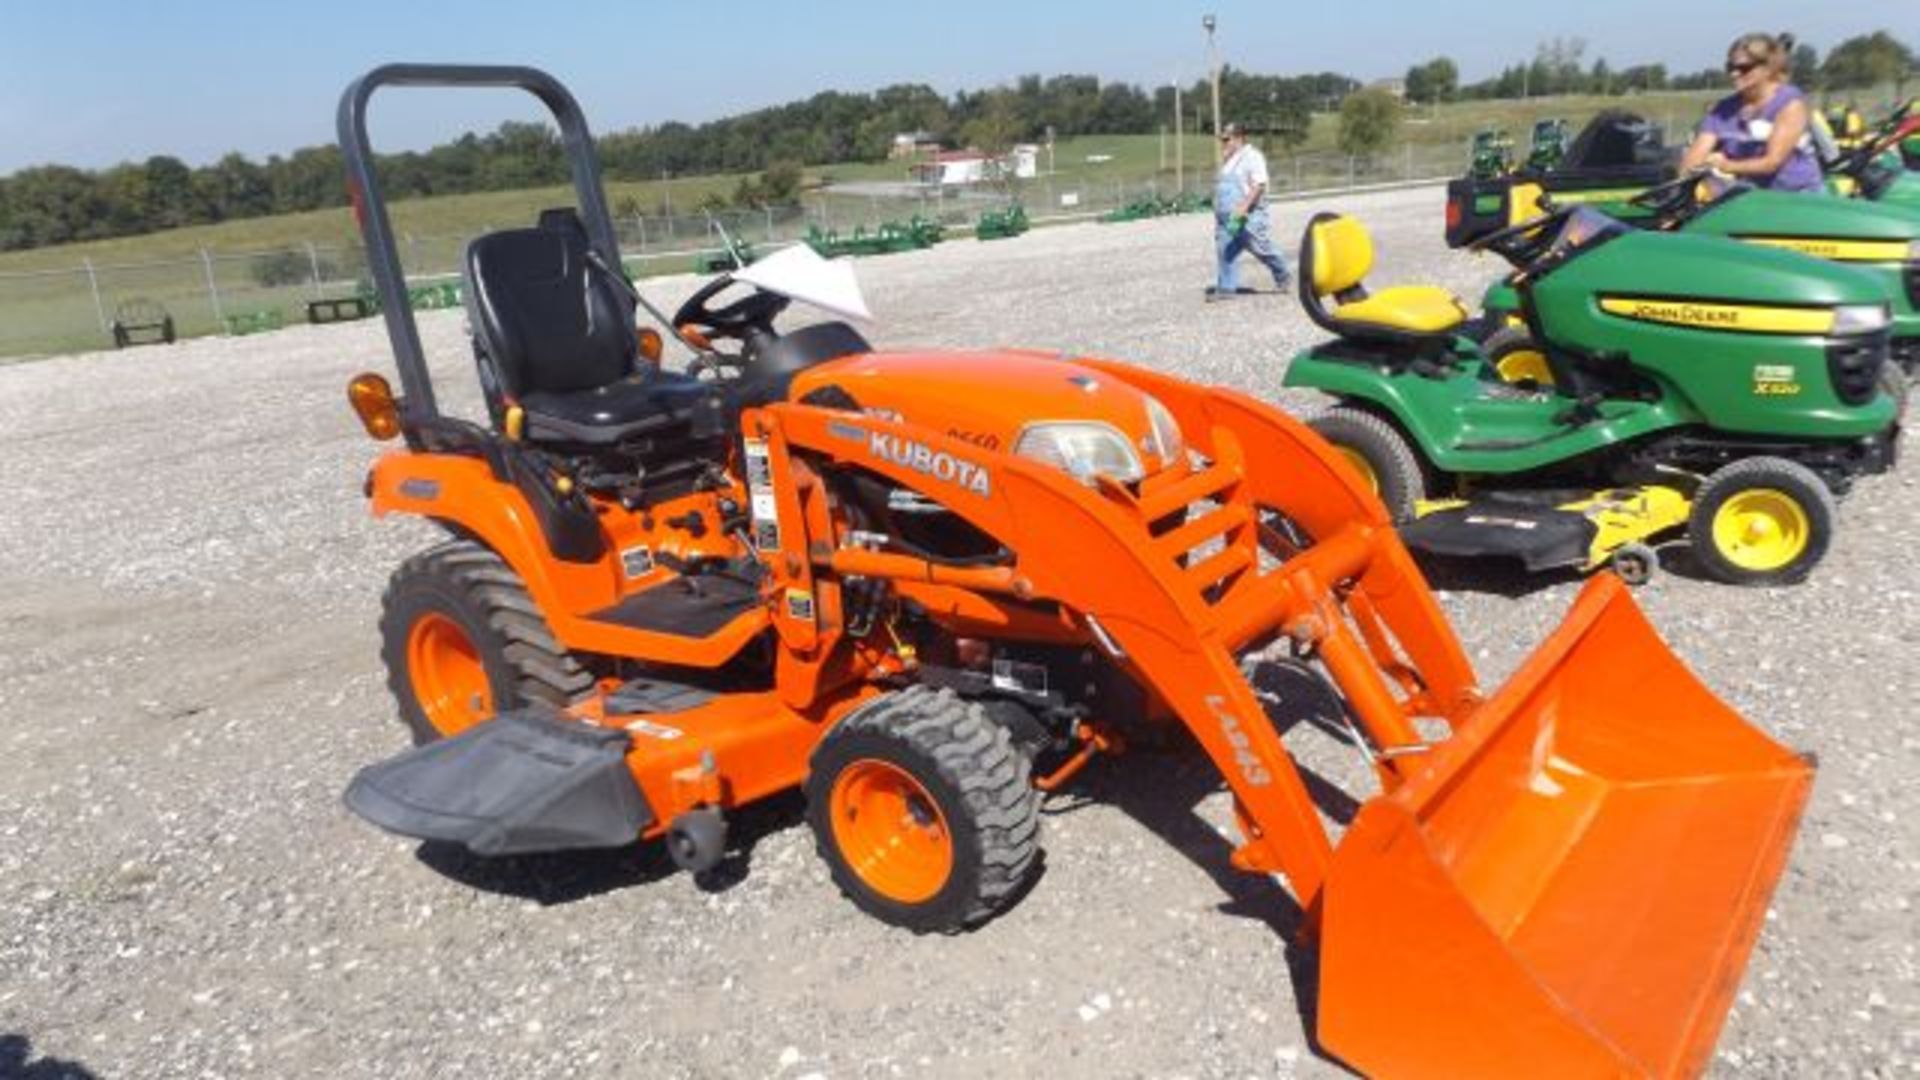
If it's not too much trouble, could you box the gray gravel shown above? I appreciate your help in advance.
[1,183,1915,1078]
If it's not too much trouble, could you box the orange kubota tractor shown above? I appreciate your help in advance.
[337,66,1814,1076]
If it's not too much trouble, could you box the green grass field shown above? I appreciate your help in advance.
[0,91,1718,358]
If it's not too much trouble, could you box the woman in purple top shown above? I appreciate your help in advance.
[1680,31,1824,193]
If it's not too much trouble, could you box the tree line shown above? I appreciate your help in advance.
[1,30,1910,254]
[1404,30,1913,103]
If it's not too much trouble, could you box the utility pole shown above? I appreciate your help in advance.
[662,170,673,239]
[1174,81,1185,193]
[1203,14,1222,138]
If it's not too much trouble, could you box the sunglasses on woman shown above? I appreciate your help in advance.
[1726,59,1761,75]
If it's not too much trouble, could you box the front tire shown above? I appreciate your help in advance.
[1687,458,1836,586]
[1483,324,1554,387]
[806,686,1040,933]
[1307,406,1425,522]
[379,540,596,744]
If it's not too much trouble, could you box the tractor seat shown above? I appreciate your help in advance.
[464,218,716,448]
[1299,213,1469,343]
[519,375,718,447]
[1332,288,1470,333]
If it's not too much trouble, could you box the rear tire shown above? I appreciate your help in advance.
[806,686,1040,933]
[1308,406,1425,522]
[1687,458,1836,586]
[379,540,596,745]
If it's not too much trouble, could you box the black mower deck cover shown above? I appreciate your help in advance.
[344,707,655,856]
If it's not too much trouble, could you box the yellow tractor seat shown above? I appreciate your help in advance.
[1333,286,1469,334]
[1298,212,1470,345]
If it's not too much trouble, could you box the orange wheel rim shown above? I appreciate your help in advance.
[829,759,953,904]
[407,612,491,737]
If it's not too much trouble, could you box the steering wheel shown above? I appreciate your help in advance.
[1835,112,1917,177]
[1466,205,1576,266]
[1628,170,1712,218]
[671,274,790,343]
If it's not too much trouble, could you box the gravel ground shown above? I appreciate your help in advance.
[1,183,1915,1079]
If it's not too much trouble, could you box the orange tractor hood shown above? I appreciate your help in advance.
[793,349,1168,462]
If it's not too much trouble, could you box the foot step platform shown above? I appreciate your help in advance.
[344,707,655,856]
[587,571,763,638]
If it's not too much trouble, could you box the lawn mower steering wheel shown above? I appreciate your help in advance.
[1628,171,1706,216]
[671,274,791,344]
[1466,206,1575,264]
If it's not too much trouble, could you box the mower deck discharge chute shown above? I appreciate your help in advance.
[334,65,1811,1074]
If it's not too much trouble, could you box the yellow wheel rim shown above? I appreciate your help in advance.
[407,612,492,737]
[1711,489,1811,572]
[1336,447,1380,493]
[1494,349,1554,385]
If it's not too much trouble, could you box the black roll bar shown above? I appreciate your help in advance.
[336,64,621,425]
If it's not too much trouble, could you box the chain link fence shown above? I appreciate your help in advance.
[0,140,1478,360]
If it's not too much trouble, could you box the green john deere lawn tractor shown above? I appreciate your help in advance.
[1282,207,1899,585]
[1825,100,1920,209]
[1448,171,1920,381]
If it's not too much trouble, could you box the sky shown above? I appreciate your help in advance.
[0,0,1904,174]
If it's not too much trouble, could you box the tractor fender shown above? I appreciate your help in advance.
[1279,352,1459,463]
[366,450,623,628]
[1282,350,1704,474]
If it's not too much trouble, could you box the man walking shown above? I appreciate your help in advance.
[1207,122,1290,301]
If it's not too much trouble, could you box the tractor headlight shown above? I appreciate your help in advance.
[1832,303,1891,335]
[1015,421,1146,486]
[1141,394,1186,469]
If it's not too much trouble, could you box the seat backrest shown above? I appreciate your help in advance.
[1307,216,1375,298]
[462,220,636,400]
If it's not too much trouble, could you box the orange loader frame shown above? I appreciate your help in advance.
[363,355,1812,1077]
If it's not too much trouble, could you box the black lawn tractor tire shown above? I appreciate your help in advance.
[1482,324,1555,388]
[1307,406,1425,522]
[1686,457,1837,586]
[379,539,597,745]
[806,685,1040,934]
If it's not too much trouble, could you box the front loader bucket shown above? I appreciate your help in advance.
[1318,576,1812,1078]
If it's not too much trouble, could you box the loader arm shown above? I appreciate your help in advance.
[753,384,1490,908]
[755,381,1814,1077]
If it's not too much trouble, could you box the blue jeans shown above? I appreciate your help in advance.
[1215,207,1290,292]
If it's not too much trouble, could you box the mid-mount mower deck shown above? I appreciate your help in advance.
[334,64,1815,1075]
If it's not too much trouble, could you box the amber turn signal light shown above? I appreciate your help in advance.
[638,327,664,364]
[347,372,402,441]
[678,324,711,351]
